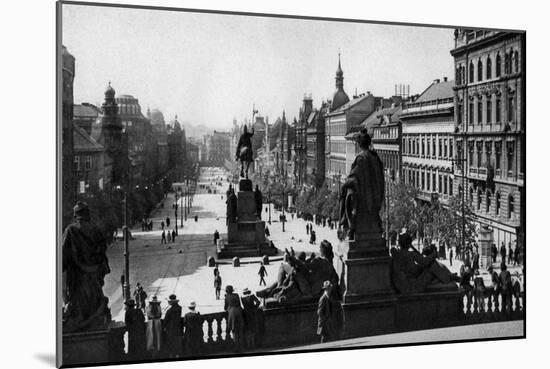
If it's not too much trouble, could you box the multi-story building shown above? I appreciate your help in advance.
[73,103,101,136]
[209,130,232,167]
[73,125,105,194]
[306,101,329,188]
[451,29,525,247]
[367,104,403,182]
[296,95,313,186]
[167,116,187,177]
[400,78,455,204]
[148,108,169,176]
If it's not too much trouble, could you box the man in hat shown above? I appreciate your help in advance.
[183,301,202,356]
[62,201,111,332]
[145,296,162,358]
[224,285,244,352]
[241,288,261,349]
[317,281,334,343]
[124,299,146,360]
[163,294,183,358]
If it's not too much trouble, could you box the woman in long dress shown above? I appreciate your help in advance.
[224,285,244,352]
[145,296,162,359]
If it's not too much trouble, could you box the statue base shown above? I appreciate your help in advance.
[61,321,125,366]
[219,179,278,258]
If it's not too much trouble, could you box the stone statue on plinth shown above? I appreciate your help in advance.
[339,128,385,241]
[254,185,263,220]
[226,185,237,225]
[235,125,254,179]
[62,201,111,332]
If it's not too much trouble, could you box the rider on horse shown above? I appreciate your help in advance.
[236,125,254,179]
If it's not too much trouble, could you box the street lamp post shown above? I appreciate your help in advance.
[122,189,130,302]
[268,190,272,224]
[174,189,179,235]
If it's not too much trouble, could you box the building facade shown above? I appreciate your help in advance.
[401,78,455,204]
[61,46,76,228]
[451,29,525,248]
[73,125,105,194]
[369,105,403,182]
[296,95,313,186]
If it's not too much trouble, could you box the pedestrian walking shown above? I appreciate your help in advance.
[163,294,183,358]
[449,247,453,266]
[183,301,202,356]
[224,285,244,352]
[124,299,146,360]
[213,230,220,245]
[514,244,520,266]
[508,242,514,265]
[171,229,176,242]
[167,230,172,243]
[258,262,267,286]
[214,274,222,300]
[161,221,165,230]
[166,217,170,228]
[473,271,486,312]
[499,263,513,313]
[491,243,498,263]
[241,288,260,349]
[310,230,317,245]
[500,242,507,264]
[145,296,162,359]
[161,230,166,244]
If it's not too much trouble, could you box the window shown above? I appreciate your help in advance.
[468,141,474,165]
[74,156,80,171]
[421,138,425,156]
[444,139,448,158]
[495,141,502,170]
[469,187,474,207]
[486,96,492,123]
[505,52,511,74]
[427,171,431,190]
[438,175,442,194]
[427,137,431,156]
[486,56,492,79]
[496,192,501,216]
[449,140,453,158]
[508,94,515,122]
[514,50,519,73]
[421,172,425,190]
[485,141,492,165]
[462,65,466,84]
[443,175,448,195]
[469,101,474,124]
[438,138,442,158]
[508,195,515,219]
[477,59,483,82]
[477,189,482,210]
[457,99,463,124]
[496,95,502,123]
[432,173,436,191]
[469,61,474,83]
[496,53,501,77]
[486,191,491,213]
[84,156,92,170]
[432,139,436,156]
[477,98,483,124]
[449,178,453,196]
[507,141,515,172]
[476,141,483,167]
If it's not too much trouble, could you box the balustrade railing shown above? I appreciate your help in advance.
[459,286,524,322]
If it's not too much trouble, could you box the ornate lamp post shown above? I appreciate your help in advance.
[116,184,130,302]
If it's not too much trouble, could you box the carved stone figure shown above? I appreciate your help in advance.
[62,201,111,332]
[390,246,458,294]
[254,185,263,220]
[226,187,237,225]
[257,241,340,305]
[339,128,385,240]
[235,125,254,179]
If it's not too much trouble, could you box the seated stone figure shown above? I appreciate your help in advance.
[390,247,458,294]
[257,241,339,306]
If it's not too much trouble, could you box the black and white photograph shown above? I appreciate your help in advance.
[54,1,528,367]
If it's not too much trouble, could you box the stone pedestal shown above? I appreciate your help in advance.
[218,179,278,258]
[62,321,126,366]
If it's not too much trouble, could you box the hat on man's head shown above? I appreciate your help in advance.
[73,201,90,219]
[167,294,179,304]
[322,280,332,290]
[225,285,234,293]
[242,288,251,295]
[124,299,136,307]
[188,301,196,309]
[149,295,160,304]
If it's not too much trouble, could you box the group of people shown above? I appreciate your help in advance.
[490,241,523,266]
[161,229,177,244]
[124,293,204,360]
[306,223,317,245]
[141,218,154,231]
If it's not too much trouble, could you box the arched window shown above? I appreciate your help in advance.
[496,192,501,216]
[486,191,491,213]
[496,95,502,123]
[477,98,483,124]
[469,61,474,83]
[496,53,501,77]
[477,59,483,82]
[486,95,492,123]
[461,65,466,84]
[508,194,515,219]
[469,187,474,207]
[456,66,460,83]
[505,52,511,74]
[514,50,519,73]
[486,56,492,79]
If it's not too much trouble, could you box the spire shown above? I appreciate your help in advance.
[335,53,344,90]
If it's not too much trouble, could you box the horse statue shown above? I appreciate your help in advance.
[235,125,254,179]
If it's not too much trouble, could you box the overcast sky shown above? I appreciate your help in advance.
[62,4,455,129]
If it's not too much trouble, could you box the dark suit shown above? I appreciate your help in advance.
[125,307,146,359]
[163,304,183,357]
[241,294,260,348]
[183,311,202,355]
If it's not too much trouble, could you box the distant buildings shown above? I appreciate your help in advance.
[400,78,455,204]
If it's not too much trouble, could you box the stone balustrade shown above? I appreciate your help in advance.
[459,286,524,322]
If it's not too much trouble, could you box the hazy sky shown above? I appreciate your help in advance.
[62,4,455,129]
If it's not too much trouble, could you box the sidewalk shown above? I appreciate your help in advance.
[278,321,524,351]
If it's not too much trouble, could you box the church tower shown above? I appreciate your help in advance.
[330,53,350,111]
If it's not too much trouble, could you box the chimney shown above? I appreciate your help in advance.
[434,79,440,83]
[443,77,448,82]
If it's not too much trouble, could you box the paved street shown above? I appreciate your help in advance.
[279,321,524,351]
